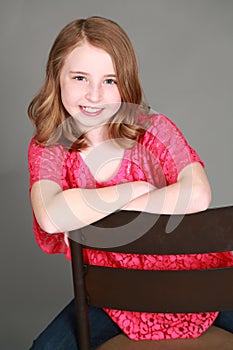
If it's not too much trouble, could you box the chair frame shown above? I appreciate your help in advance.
[69,206,233,350]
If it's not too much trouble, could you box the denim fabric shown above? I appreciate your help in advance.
[213,310,233,333]
[29,298,233,349]
[29,299,122,350]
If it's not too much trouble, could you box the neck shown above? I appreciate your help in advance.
[86,125,109,147]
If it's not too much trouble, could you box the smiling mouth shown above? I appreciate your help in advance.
[79,105,104,116]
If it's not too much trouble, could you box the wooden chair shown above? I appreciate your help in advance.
[69,206,233,349]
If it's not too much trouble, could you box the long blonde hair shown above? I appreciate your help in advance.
[28,16,149,150]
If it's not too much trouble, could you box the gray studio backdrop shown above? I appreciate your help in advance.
[0,1,232,349]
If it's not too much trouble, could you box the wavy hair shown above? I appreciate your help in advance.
[28,16,149,150]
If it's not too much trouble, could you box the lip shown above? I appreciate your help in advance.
[79,105,104,117]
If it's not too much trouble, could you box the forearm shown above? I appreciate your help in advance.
[121,182,187,214]
[50,184,135,232]
[122,164,211,215]
[32,180,152,233]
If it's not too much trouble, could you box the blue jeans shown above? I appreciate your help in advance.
[29,299,233,350]
[29,299,121,350]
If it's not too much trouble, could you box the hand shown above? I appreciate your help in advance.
[121,181,157,211]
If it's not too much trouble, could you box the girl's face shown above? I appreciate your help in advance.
[60,42,122,132]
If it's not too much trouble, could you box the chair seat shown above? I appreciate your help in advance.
[97,326,233,350]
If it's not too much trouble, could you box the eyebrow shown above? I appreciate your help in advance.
[69,71,117,78]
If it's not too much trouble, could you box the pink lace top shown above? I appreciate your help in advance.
[28,113,233,340]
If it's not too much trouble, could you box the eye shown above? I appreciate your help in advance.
[74,75,86,81]
[104,78,117,85]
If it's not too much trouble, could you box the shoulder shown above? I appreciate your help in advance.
[28,137,72,188]
[28,137,68,164]
[146,113,183,136]
[138,113,186,144]
[137,113,204,175]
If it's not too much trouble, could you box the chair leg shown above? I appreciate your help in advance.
[70,239,91,350]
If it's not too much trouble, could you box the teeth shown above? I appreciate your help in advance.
[82,106,101,113]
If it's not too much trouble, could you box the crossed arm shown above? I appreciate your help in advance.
[30,162,211,234]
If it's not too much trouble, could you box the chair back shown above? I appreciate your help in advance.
[70,206,233,350]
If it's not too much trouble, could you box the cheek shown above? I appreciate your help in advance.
[60,90,76,117]
[108,88,122,103]
[60,83,77,107]
[107,99,122,117]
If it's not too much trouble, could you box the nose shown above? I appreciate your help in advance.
[85,81,102,103]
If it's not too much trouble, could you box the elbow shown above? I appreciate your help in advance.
[31,183,66,234]
[191,182,212,213]
[41,221,60,234]
[34,209,62,234]
[38,217,60,234]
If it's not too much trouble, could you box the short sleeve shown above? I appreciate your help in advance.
[146,114,204,185]
[28,138,70,258]
[28,138,68,190]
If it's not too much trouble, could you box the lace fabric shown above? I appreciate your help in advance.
[28,113,233,340]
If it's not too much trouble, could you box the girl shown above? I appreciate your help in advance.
[28,16,233,349]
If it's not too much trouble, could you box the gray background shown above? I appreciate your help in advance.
[0,0,232,349]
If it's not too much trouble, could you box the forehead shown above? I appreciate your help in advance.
[63,42,115,73]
